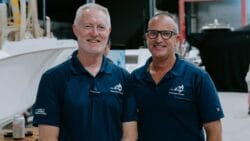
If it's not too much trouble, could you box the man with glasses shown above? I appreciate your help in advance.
[131,12,224,141]
[33,3,137,141]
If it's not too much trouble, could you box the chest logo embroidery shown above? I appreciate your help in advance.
[110,83,123,95]
[169,84,184,96]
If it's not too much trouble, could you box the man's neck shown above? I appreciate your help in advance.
[149,55,176,84]
[77,50,103,77]
[151,55,176,72]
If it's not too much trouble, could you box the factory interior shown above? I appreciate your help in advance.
[0,0,249,141]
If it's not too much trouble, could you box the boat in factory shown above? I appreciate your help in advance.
[0,39,77,127]
[0,1,77,127]
[0,0,150,127]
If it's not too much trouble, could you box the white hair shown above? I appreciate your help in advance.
[74,3,111,28]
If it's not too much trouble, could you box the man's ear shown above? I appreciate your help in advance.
[72,24,78,37]
[143,33,147,41]
[109,28,112,34]
[176,34,181,43]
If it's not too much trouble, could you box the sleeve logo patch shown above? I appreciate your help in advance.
[34,108,47,115]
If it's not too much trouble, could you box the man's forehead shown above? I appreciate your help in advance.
[148,16,177,29]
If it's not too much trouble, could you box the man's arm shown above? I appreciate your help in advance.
[121,121,138,141]
[38,124,59,141]
[203,120,222,141]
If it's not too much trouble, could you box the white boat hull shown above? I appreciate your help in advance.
[0,39,77,127]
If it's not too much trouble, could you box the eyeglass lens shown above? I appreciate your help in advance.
[147,30,176,40]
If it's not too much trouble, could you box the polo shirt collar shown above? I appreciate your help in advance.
[170,54,185,77]
[141,54,185,80]
[70,50,113,75]
[100,57,113,74]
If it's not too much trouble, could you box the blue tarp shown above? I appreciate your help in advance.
[0,0,8,3]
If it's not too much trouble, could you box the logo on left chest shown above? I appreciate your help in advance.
[110,83,123,95]
[169,84,184,96]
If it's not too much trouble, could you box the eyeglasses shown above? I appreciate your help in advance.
[146,30,177,40]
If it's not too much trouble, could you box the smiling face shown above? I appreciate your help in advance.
[146,14,180,60]
[73,7,111,55]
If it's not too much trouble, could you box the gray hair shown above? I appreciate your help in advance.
[150,11,179,33]
[74,3,111,28]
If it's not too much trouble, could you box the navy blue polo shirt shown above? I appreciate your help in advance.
[33,51,137,141]
[131,55,224,141]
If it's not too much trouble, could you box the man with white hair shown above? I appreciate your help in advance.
[33,3,137,141]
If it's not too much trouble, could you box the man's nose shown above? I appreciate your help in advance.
[90,27,99,35]
[155,33,164,42]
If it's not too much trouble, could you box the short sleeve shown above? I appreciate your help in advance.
[32,72,61,127]
[121,73,137,122]
[196,72,224,123]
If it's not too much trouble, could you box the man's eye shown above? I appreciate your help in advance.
[97,26,105,31]
[149,31,157,35]
[162,32,171,37]
[83,25,92,29]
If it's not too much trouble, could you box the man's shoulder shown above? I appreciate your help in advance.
[130,65,147,81]
[44,59,72,78]
[178,58,206,76]
[132,64,146,74]
[106,61,130,75]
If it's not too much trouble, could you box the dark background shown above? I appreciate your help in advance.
[187,28,250,92]
[37,0,250,92]
[37,0,179,49]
